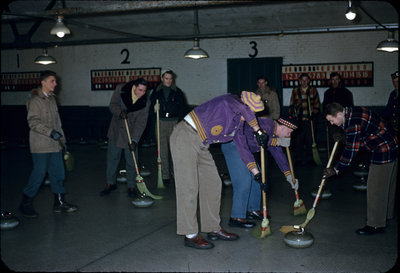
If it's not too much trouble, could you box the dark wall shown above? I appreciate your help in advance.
[1,105,112,144]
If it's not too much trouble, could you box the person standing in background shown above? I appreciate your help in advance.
[381,71,398,133]
[254,76,280,119]
[289,73,321,166]
[150,69,189,185]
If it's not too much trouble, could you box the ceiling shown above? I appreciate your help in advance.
[1,0,399,49]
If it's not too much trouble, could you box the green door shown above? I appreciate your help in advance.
[227,57,283,106]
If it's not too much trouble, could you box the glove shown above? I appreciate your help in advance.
[119,110,128,120]
[254,173,268,192]
[254,129,269,147]
[332,132,345,144]
[277,137,291,147]
[154,103,160,113]
[286,174,299,191]
[323,167,338,178]
[128,142,136,152]
[50,130,62,140]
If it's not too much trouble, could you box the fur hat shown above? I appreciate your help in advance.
[277,114,298,130]
[241,91,264,112]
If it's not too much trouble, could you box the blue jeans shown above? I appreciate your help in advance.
[106,139,137,188]
[24,151,66,197]
[221,141,261,219]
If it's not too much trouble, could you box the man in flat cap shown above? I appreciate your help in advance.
[169,91,269,249]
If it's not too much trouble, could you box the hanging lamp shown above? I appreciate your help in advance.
[184,9,209,59]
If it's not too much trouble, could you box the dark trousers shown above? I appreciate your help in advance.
[291,120,313,163]
[24,151,66,198]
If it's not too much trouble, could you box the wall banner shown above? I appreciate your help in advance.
[91,67,161,91]
[282,62,373,88]
[1,72,41,92]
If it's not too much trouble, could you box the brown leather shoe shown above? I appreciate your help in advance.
[207,229,239,241]
[184,235,214,249]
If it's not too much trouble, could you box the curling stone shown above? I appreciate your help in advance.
[1,211,20,230]
[283,228,314,248]
[311,188,332,199]
[139,165,151,177]
[132,192,154,208]
[116,169,127,183]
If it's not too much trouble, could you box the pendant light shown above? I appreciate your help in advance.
[50,15,71,38]
[345,0,356,21]
[34,49,57,65]
[376,31,399,52]
[184,9,209,59]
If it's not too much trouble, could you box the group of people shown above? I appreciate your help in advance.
[20,68,398,250]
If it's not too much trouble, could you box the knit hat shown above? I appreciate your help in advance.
[277,114,298,130]
[241,91,264,112]
[391,71,398,79]
[161,68,174,78]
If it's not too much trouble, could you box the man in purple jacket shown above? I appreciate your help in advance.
[324,102,398,235]
[170,91,269,249]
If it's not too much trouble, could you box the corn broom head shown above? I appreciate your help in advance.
[63,151,74,172]
[136,174,163,200]
[293,199,307,216]
[252,218,272,238]
[312,144,322,165]
[157,166,165,189]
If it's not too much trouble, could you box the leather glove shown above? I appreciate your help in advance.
[332,132,345,144]
[128,142,136,152]
[119,110,128,120]
[254,172,262,183]
[323,167,338,178]
[254,129,269,148]
[50,130,62,140]
[254,173,268,192]
[286,174,299,191]
[277,137,291,147]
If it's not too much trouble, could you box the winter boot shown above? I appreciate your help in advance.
[53,194,78,213]
[19,194,38,218]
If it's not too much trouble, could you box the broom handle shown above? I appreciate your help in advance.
[326,124,331,158]
[312,141,339,207]
[123,118,140,175]
[307,96,316,143]
[285,146,300,200]
[156,99,161,159]
[261,147,267,219]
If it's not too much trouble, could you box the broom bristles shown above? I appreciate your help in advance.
[280,225,299,233]
[312,144,322,165]
[136,175,163,200]
[293,202,307,216]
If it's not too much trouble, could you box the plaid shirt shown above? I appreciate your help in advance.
[289,86,320,121]
[335,106,398,173]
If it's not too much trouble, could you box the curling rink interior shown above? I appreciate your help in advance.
[1,141,398,272]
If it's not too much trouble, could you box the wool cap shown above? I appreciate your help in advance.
[161,68,174,78]
[241,91,264,112]
[277,114,298,130]
[391,71,398,79]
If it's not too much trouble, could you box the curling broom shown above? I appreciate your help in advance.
[123,118,163,200]
[155,99,165,189]
[280,141,339,233]
[285,146,306,216]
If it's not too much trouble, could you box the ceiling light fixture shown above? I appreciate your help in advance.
[34,49,57,65]
[184,9,209,59]
[376,31,399,52]
[345,0,356,20]
[50,15,71,38]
